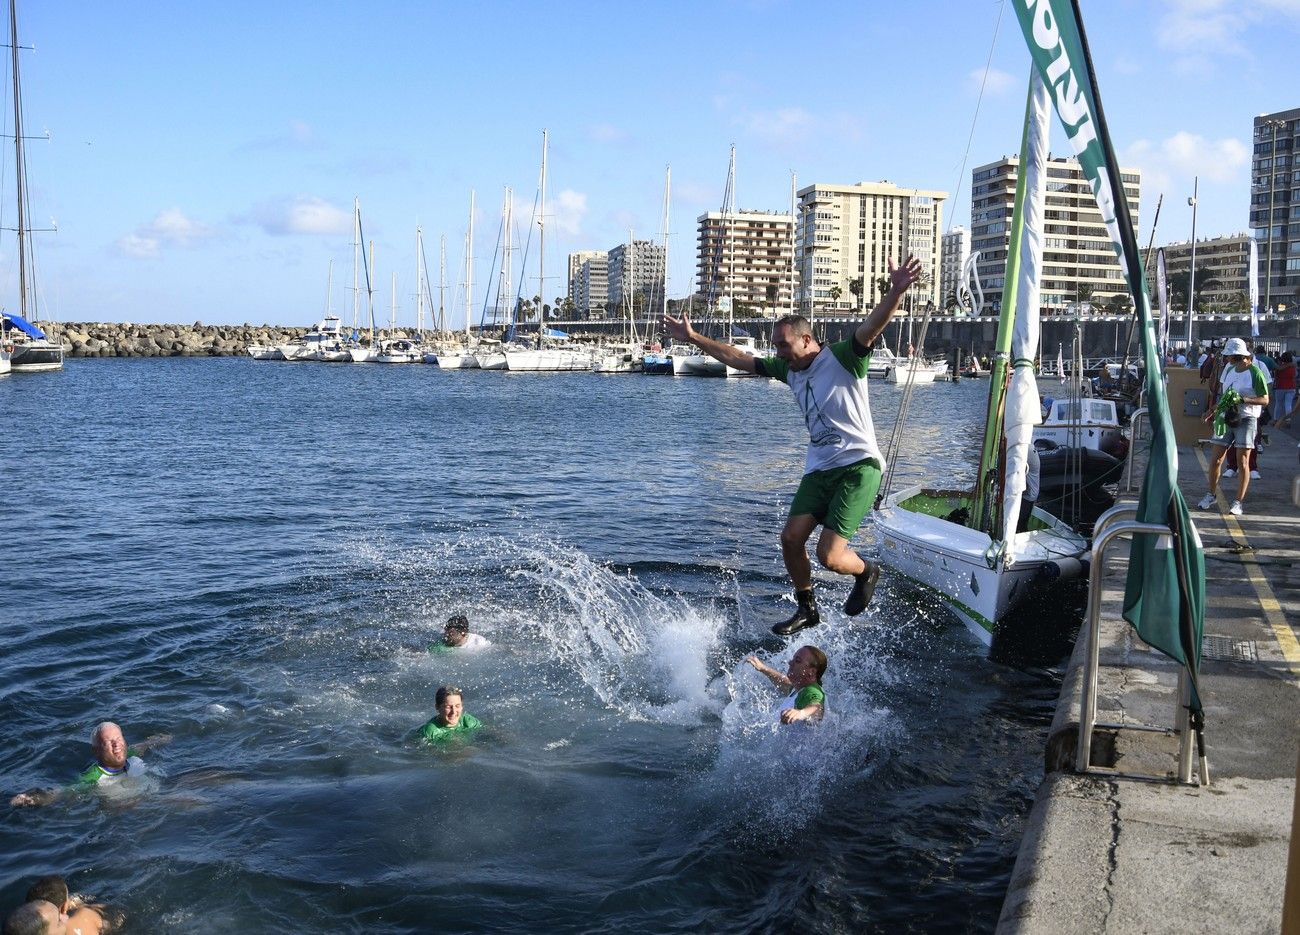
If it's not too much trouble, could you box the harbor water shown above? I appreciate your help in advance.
[0,359,1080,933]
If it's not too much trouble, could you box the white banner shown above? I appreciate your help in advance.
[1156,248,1169,360]
[1248,237,1260,337]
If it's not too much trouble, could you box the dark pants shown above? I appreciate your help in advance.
[1016,498,1036,533]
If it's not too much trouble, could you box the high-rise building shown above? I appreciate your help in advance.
[567,250,608,318]
[940,226,971,312]
[970,156,1139,314]
[1159,234,1252,314]
[695,210,796,316]
[607,239,666,312]
[1251,108,1299,312]
[794,181,945,314]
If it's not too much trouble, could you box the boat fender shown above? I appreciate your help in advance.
[1038,555,1087,582]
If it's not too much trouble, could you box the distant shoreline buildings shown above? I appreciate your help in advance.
[559,104,1296,323]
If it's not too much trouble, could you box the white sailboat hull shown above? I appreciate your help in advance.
[885,361,939,384]
[428,351,480,369]
[476,352,508,370]
[673,353,726,377]
[505,348,594,371]
[348,347,377,363]
[246,345,284,361]
[593,352,641,373]
[874,486,1087,644]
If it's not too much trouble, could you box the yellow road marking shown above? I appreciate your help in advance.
[1193,446,1300,674]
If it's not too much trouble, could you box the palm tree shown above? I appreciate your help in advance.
[848,277,864,311]
[829,285,843,306]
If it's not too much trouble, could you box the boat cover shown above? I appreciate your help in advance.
[2,311,45,340]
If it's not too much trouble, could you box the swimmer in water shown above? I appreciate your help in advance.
[417,686,483,743]
[22,875,116,934]
[429,614,492,653]
[745,645,827,724]
[9,722,171,808]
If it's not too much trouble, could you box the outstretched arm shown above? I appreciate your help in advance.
[744,655,791,690]
[10,787,61,808]
[780,702,823,724]
[854,255,924,348]
[132,733,172,754]
[662,310,758,374]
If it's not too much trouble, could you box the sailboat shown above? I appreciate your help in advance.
[427,192,480,368]
[475,187,520,371]
[373,271,420,363]
[675,147,757,378]
[593,226,646,374]
[873,68,1087,644]
[506,130,593,373]
[2,0,63,372]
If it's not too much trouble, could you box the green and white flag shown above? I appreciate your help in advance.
[1013,0,1206,714]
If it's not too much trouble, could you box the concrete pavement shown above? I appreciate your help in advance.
[998,421,1300,933]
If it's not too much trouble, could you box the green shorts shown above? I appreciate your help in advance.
[788,458,882,539]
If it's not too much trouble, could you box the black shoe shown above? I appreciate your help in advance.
[843,563,880,617]
[772,591,820,636]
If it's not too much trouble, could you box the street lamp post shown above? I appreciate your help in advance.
[1185,177,1198,350]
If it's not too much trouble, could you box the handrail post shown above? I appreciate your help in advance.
[1076,511,1176,774]
[1176,669,1193,783]
[1124,407,1149,493]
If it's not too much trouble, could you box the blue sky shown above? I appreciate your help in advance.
[7,0,1299,327]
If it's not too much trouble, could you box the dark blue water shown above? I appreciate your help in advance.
[0,360,1073,933]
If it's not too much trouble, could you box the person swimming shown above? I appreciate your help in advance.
[9,722,170,808]
[417,686,483,743]
[429,615,492,653]
[744,645,827,724]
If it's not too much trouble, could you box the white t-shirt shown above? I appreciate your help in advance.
[1219,364,1269,420]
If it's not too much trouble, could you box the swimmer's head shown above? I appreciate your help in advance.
[24,875,70,913]
[91,721,127,770]
[443,615,470,648]
[435,686,464,727]
[3,900,61,935]
[787,646,827,686]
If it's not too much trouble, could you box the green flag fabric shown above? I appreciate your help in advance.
[1012,0,1206,713]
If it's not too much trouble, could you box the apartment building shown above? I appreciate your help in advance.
[970,156,1139,314]
[567,250,608,318]
[607,239,666,311]
[1251,107,1299,311]
[1160,233,1252,313]
[940,226,971,311]
[695,210,796,315]
[794,181,945,314]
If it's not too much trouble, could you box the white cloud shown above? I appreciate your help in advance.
[735,106,865,151]
[550,189,587,236]
[115,208,215,258]
[1121,132,1250,192]
[587,123,632,145]
[970,67,1016,95]
[250,196,351,236]
[1156,0,1300,66]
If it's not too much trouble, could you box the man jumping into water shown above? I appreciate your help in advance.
[664,254,923,634]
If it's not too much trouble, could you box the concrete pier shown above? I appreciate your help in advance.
[998,423,1300,932]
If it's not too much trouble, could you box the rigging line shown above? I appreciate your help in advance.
[943,0,1006,240]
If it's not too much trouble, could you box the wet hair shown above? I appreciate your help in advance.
[2,901,58,935]
[444,615,470,634]
[23,876,68,910]
[799,645,828,681]
[90,721,120,748]
[435,686,463,708]
[773,314,813,337]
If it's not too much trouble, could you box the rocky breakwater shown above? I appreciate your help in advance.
[48,322,308,358]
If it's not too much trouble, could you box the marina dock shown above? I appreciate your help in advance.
[999,424,1300,932]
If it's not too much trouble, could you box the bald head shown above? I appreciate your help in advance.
[3,900,61,935]
[91,721,127,770]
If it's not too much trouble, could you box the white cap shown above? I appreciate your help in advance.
[1223,337,1249,357]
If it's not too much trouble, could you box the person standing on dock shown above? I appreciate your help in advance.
[1199,338,1269,517]
[663,255,923,635]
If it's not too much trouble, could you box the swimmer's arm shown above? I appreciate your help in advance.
[9,786,61,808]
[780,703,823,724]
[67,904,108,935]
[744,656,791,690]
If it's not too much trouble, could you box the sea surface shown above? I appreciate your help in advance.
[0,359,1081,933]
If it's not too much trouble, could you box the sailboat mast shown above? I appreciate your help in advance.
[9,0,28,318]
[501,187,513,332]
[724,144,736,336]
[627,229,635,343]
[351,198,361,332]
[415,227,425,339]
[788,171,797,315]
[390,271,397,333]
[324,259,334,317]
[367,240,376,343]
[661,166,672,327]
[439,234,447,334]
[537,128,547,345]
[465,190,475,343]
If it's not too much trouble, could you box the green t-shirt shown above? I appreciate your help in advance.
[73,749,142,788]
[794,684,826,709]
[418,712,483,743]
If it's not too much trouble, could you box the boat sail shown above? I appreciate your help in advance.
[2,0,63,372]
[874,67,1087,643]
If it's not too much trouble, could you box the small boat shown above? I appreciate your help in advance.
[280,315,346,361]
[593,343,642,374]
[246,344,284,361]
[641,349,673,375]
[372,338,422,364]
[885,357,948,384]
[3,313,64,371]
[1035,443,1124,530]
[1034,396,1128,457]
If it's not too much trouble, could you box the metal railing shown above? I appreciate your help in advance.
[1076,504,1207,785]
[1123,407,1149,493]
